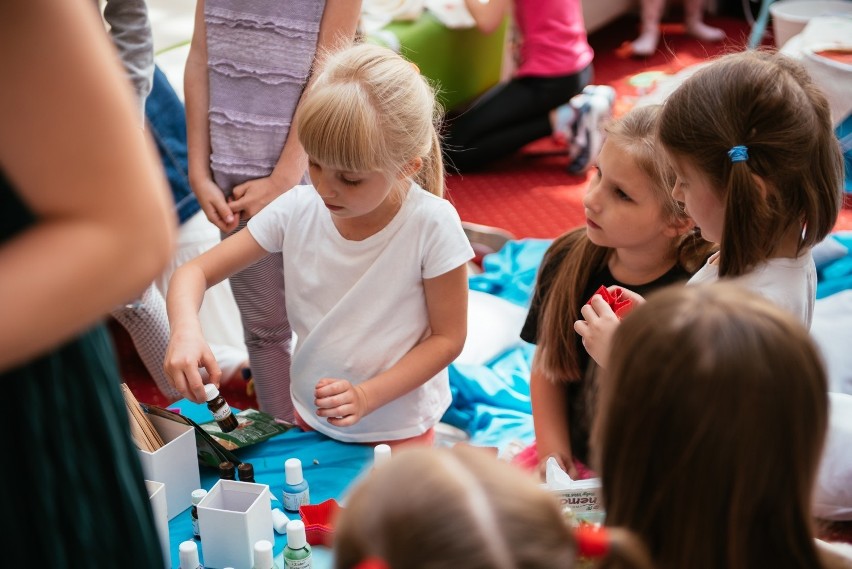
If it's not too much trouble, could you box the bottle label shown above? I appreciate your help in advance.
[282,488,310,512]
[213,404,232,422]
[192,517,200,538]
[284,554,312,568]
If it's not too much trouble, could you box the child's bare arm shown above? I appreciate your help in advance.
[165,230,267,401]
[530,365,578,479]
[315,264,469,426]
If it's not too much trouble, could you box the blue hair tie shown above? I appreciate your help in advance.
[728,145,748,163]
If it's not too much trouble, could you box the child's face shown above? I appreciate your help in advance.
[308,157,403,224]
[582,139,678,251]
[670,156,725,244]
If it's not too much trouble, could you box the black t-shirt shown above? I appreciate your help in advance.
[521,243,691,465]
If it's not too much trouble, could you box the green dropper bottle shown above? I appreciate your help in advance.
[283,519,312,568]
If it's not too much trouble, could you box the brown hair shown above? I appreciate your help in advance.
[594,283,832,569]
[658,50,843,277]
[534,105,713,381]
[297,43,445,197]
[335,445,654,569]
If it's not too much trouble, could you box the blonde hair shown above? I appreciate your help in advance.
[534,105,713,381]
[296,43,445,196]
[335,445,655,569]
[658,50,843,277]
[595,283,834,569]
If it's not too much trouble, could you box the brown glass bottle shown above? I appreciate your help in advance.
[219,461,236,480]
[237,462,255,483]
[203,384,239,432]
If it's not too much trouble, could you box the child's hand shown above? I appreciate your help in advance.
[192,177,238,233]
[607,285,645,309]
[538,452,579,481]
[164,330,221,403]
[229,173,300,220]
[574,294,621,368]
[314,378,369,427]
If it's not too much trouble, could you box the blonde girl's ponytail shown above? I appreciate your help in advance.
[415,122,445,198]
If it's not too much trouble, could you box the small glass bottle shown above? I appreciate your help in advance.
[190,488,207,539]
[282,458,310,512]
[179,540,203,569]
[219,460,236,480]
[204,383,239,432]
[283,520,312,568]
[253,539,280,569]
[238,462,256,483]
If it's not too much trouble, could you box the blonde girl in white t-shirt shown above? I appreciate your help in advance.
[165,44,473,445]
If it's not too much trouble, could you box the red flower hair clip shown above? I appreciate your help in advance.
[575,524,610,558]
[587,285,633,318]
[353,558,390,569]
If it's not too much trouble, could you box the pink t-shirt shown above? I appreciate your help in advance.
[513,0,594,78]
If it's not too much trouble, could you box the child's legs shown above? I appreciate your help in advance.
[293,410,435,448]
[111,284,182,401]
[227,221,293,421]
[444,69,591,171]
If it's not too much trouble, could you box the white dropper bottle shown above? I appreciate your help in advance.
[178,540,203,569]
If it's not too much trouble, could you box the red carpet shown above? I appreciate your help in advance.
[447,14,852,239]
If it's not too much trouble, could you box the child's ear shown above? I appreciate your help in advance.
[398,157,423,179]
[664,215,694,238]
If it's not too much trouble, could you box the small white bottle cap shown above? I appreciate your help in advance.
[191,489,207,505]
[253,539,274,569]
[179,540,200,568]
[285,458,303,485]
[204,383,219,401]
[271,508,290,534]
[374,444,392,468]
[286,519,307,549]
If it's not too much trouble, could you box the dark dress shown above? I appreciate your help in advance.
[521,242,691,466]
[0,171,165,567]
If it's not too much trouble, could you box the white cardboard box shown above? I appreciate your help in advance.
[146,480,172,569]
[138,414,201,520]
[197,479,274,569]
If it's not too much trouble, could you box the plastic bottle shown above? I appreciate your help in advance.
[252,539,280,569]
[190,488,207,539]
[238,462,256,483]
[282,458,310,512]
[283,520,312,568]
[179,540,203,569]
[374,443,391,469]
[204,383,239,432]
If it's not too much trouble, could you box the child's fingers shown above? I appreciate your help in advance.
[327,414,360,427]
[315,389,352,410]
[314,379,350,399]
[316,401,355,418]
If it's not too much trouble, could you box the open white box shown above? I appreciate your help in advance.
[146,480,171,569]
[137,414,201,519]
[197,479,274,569]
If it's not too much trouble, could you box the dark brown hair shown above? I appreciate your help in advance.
[534,105,713,381]
[658,50,843,277]
[594,283,832,569]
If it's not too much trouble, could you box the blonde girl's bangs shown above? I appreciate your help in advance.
[297,80,386,174]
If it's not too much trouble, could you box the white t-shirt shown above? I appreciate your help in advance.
[688,250,816,329]
[248,183,474,442]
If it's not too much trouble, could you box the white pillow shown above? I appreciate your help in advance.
[456,290,528,366]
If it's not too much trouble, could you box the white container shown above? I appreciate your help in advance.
[145,480,171,569]
[770,0,852,47]
[137,413,201,519]
[197,479,274,569]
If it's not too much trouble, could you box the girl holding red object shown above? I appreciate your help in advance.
[520,105,713,478]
